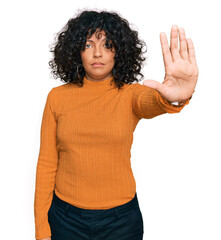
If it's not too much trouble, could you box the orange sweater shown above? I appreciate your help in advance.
[34,76,189,239]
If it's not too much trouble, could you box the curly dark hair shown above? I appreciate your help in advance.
[48,9,147,89]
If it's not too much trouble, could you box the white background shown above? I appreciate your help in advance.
[0,0,220,239]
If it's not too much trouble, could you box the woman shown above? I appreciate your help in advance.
[34,9,198,240]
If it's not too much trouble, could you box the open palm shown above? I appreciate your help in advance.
[143,25,199,103]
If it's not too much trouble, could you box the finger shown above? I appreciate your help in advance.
[160,32,172,67]
[170,25,181,61]
[186,38,197,65]
[179,28,189,61]
[142,79,167,97]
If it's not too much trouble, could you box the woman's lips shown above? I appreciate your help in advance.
[92,63,105,67]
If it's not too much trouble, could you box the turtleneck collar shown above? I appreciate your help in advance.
[83,75,115,90]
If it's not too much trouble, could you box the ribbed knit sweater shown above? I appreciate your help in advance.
[34,76,189,239]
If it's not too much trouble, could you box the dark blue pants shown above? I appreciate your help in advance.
[48,190,144,240]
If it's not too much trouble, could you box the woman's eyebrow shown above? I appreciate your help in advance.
[86,38,107,42]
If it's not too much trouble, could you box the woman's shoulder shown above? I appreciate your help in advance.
[49,82,145,97]
[50,82,77,95]
[123,82,145,92]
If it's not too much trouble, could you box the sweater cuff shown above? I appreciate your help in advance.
[35,220,51,239]
[155,90,190,113]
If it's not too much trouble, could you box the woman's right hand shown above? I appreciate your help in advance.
[37,237,51,240]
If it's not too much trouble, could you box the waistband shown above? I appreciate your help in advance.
[51,190,139,219]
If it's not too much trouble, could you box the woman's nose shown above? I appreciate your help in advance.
[93,46,102,58]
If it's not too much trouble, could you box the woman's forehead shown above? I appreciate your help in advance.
[86,29,106,40]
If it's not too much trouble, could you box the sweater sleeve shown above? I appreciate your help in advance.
[132,83,190,119]
[34,88,58,239]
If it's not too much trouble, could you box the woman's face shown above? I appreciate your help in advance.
[80,30,116,81]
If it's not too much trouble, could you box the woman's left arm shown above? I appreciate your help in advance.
[143,25,199,105]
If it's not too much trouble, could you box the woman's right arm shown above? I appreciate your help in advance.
[37,237,51,240]
[34,88,58,239]
[132,83,189,120]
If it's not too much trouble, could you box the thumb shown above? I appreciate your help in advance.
[142,80,167,96]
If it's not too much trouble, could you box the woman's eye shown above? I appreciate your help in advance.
[104,43,112,48]
[85,44,91,48]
